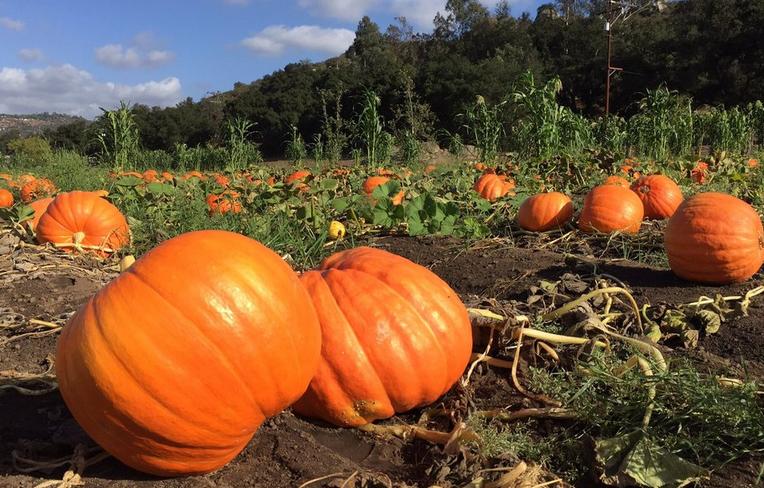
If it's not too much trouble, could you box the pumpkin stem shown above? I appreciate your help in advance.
[72,231,86,245]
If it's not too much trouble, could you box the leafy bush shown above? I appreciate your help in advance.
[7,136,53,165]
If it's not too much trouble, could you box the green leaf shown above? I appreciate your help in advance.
[320,178,339,191]
[595,431,708,488]
[332,197,350,212]
[116,176,143,187]
[146,182,175,195]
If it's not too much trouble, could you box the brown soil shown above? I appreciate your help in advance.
[1,235,762,488]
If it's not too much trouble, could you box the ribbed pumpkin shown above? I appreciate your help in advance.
[20,177,57,202]
[631,175,683,220]
[517,192,574,232]
[56,231,321,476]
[362,176,405,206]
[0,189,13,208]
[474,173,515,202]
[293,247,472,427]
[36,191,130,253]
[603,175,630,188]
[579,185,644,234]
[665,193,764,284]
[25,197,54,232]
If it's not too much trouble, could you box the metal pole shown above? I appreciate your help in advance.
[605,1,613,115]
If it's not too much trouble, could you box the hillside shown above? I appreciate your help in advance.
[0,113,84,137]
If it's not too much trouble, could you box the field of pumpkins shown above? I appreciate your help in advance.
[1,156,763,488]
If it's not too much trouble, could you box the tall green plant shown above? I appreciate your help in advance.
[285,125,308,164]
[357,90,384,166]
[225,116,261,171]
[96,101,140,170]
[319,87,347,164]
[628,87,694,160]
[460,95,506,164]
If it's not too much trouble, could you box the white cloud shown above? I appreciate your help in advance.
[0,16,24,31]
[390,0,445,27]
[241,25,355,56]
[95,43,175,68]
[297,0,376,22]
[0,64,183,117]
[18,48,44,62]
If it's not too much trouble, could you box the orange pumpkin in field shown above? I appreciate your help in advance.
[142,170,159,182]
[285,170,311,185]
[603,175,630,188]
[20,178,57,202]
[36,191,129,253]
[474,173,515,201]
[55,230,322,476]
[579,185,644,234]
[13,174,36,189]
[665,193,764,284]
[362,176,405,206]
[293,247,472,427]
[0,189,13,208]
[517,192,574,232]
[24,197,54,232]
[630,175,683,220]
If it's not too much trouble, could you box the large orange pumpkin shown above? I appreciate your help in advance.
[20,178,57,202]
[56,230,321,476]
[0,189,13,208]
[665,193,764,284]
[24,197,54,232]
[517,192,573,232]
[474,173,516,202]
[579,185,644,234]
[630,175,683,220]
[362,176,404,206]
[293,247,472,427]
[36,191,130,253]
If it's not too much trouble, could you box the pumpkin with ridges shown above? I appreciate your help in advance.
[631,175,683,220]
[665,192,764,284]
[474,173,515,202]
[56,230,322,476]
[293,247,472,427]
[517,192,573,232]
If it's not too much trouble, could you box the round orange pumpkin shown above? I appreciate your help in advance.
[24,197,54,232]
[142,170,159,183]
[207,191,242,215]
[20,177,57,202]
[631,175,683,220]
[603,175,630,188]
[474,173,516,202]
[36,191,130,253]
[665,193,764,284]
[56,230,321,476]
[293,247,472,427]
[579,185,644,234]
[0,189,13,208]
[517,192,574,232]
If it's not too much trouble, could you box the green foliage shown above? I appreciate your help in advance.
[7,136,53,165]
[628,87,694,160]
[285,125,308,164]
[460,95,506,164]
[18,150,106,191]
[357,90,386,166]
[96,101,140,170]
[225,116,261,171]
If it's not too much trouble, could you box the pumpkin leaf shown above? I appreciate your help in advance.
[594,431,708,488]
[115,176,143,187]
[694,310,722,334]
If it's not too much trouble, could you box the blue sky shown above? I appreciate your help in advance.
[0,0,545,117]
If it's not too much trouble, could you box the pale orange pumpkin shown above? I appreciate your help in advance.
[665,193,764,284]
[285,170,311,185]
[579,185,644,234]
[36,191,130,253]
[517,192,573,232]
[474,173,515,202]
[293,247,472,427]
[56,230,322,475]
[20,178,57,202]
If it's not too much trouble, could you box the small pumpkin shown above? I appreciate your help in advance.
[56,230,321,475]
[24,197,54,232]
[603,175,630,188]
[362,176,405,206]
[285,170,311,185]
[207,191,242,215]
[579,185,644,234]
[293,247,472,427]
[0,189,13,208]
[36,191,129,253]
[630,175,683,220]
[474,173,515,202]
[20,178,57,202]
[517,192,573,232]
[665,193,764,284]
[142,170,159,183]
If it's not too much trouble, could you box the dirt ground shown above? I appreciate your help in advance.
[1,234,762,487]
